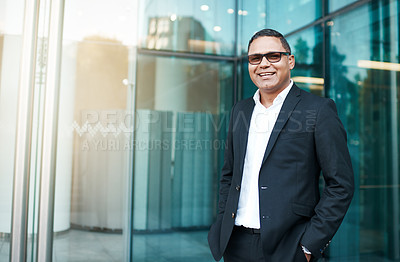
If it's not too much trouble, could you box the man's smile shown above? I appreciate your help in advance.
[258,72,275,78]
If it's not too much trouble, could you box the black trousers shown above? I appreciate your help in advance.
[223,226,316,262]
[223,226,265,262]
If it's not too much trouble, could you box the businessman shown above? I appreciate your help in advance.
[208,28,354,261]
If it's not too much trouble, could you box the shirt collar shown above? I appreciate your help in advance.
[253,79,293,106]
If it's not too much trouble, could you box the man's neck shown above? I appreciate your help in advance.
[258,80,292,108]
[259,88,284,108]
[259,92,275,108]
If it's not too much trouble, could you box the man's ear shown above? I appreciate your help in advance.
[289,55,295,70]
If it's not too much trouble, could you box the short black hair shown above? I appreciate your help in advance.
[248,28,291,53]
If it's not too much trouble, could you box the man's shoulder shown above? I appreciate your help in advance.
[238,96,254,104]
[233,97,255,110]
[294,86,340,119]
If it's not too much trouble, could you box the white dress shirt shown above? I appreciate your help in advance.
[235,80,293,229]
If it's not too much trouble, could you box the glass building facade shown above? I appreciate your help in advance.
[0,0,399,261]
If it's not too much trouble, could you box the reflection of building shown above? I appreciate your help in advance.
[70,36,129,231]
[136,55,220,113]
[146,16,220,54]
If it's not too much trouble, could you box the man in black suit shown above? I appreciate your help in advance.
[208,28,354,261]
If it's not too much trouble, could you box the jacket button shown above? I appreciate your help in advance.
[232,213,235,218]
[235,185,240,191]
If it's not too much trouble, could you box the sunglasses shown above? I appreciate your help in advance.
[247,52,290,65]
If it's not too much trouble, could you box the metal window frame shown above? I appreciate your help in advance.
[285,0,373,39]
[36,0,65,261]
[10,0,41,260]
[10,0,65,261]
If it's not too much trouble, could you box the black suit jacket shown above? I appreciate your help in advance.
[208,84,354,261]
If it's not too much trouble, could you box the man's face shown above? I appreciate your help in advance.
[248,36,295,95]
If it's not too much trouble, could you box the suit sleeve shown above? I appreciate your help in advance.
[300,98,354,258]
[217,103,237,216]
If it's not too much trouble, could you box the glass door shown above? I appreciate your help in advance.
[51,0,138,261]
[5,0,139,261]
[0,0,25,260]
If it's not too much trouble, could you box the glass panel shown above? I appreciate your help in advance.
[51,0,138,261]
[133,54,233,261]
[0,0,25,260]
[138,0,236,56]
[329,0,358,13]
[327,0,399,260]
[288,24,324,96]
[266,0,322,35]
[239,0,267,55]
[241,58,258,99]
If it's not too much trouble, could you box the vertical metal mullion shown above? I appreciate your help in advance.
[126,1,140,261]
[10,0,41,261]
[233,0,239,102]
[36,0,65,261]
[389,1,399,259]
[126,47,138,262]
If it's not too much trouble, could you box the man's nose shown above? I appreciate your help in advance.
[259,56,271,67]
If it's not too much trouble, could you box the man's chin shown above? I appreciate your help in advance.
[258,85,280,93]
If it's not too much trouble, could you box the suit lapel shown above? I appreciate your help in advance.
[261,85,302,165]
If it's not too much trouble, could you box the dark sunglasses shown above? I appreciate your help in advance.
[247,52,290,65]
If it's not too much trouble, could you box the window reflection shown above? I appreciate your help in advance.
[139,0,236,55]
[240,0,267,54]
[51,1,139,260]
[133,54,233,260]
[329,0,358,12]
[328,1,399,260]
[52,35,132,261]
[266,0,322,35]
[287,25,324,96]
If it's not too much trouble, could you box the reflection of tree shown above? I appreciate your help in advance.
[328,46,357,135]
[325,45,360,259]
[357,65,396,235]
[336,43,400,259]
[294,37,309,64]
[291,34,323,96]
[311,41,323,78]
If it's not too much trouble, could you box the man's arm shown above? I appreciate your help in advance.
[300,98,355,258]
